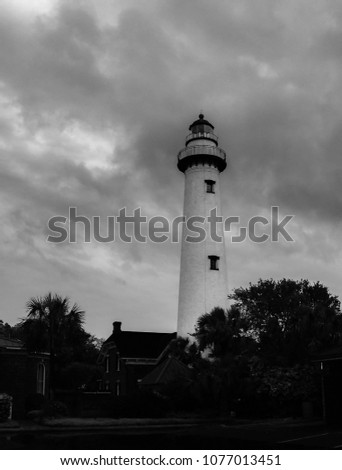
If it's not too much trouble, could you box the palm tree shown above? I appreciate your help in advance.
[22,293,85,399]
[193,307,257,413]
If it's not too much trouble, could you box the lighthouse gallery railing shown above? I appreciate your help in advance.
[178,145,226,162]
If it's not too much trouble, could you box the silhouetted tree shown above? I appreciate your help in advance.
[184,280,342,417]
[229,278,342,365]
[0,320,14,338]
[19,293,99,397]
[179,307,256,414]
[163,336,201,366]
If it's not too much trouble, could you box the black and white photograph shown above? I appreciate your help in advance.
[0,0,342,460]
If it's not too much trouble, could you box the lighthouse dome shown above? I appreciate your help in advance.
[189,113,214,134]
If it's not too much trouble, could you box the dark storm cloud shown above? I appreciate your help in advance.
[0,0,341,336]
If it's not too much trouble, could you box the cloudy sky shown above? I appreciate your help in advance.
[0,0,341,338]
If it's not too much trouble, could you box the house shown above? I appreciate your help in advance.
[312,345,342,425]
[97,321,176,396]
[0,334,49,418]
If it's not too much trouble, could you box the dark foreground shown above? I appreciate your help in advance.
[1,419,341,450]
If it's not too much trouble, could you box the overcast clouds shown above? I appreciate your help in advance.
[0,0,341,338]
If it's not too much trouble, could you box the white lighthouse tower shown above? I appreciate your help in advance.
[177,114,228,337]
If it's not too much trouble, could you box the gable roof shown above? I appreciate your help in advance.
[0,336,23,350]
[312,344,342,362]
[104,330,177,359]
[140,356,192,386]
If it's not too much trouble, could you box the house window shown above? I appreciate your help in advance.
[208,255,219,270]
[115,353,120,372]
[205,180,215,193]
[37,363,46,395]
[105,381,110,391]
[105,355,109,373]
[116,380,120,396]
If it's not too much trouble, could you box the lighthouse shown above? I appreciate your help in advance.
[177,114,228,337]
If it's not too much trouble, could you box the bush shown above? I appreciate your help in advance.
[160,379,199,412]
[110,392,167,418]
[59,362,103,391]
[0,394,12,422]
[44,400,68,417]
[25,393,45,413]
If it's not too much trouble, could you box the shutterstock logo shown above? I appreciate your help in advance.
[47,206,294,243]
[47,206,295,244]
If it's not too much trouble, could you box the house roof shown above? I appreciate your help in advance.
[312,344,342,362]
[140,356,192,386]
[104,330,177,359]
[0,336,23,350]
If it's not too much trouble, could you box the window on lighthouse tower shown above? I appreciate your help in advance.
[208,255,220,270]
[205,180,216,193]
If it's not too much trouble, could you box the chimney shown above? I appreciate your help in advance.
[113,321,122,334]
